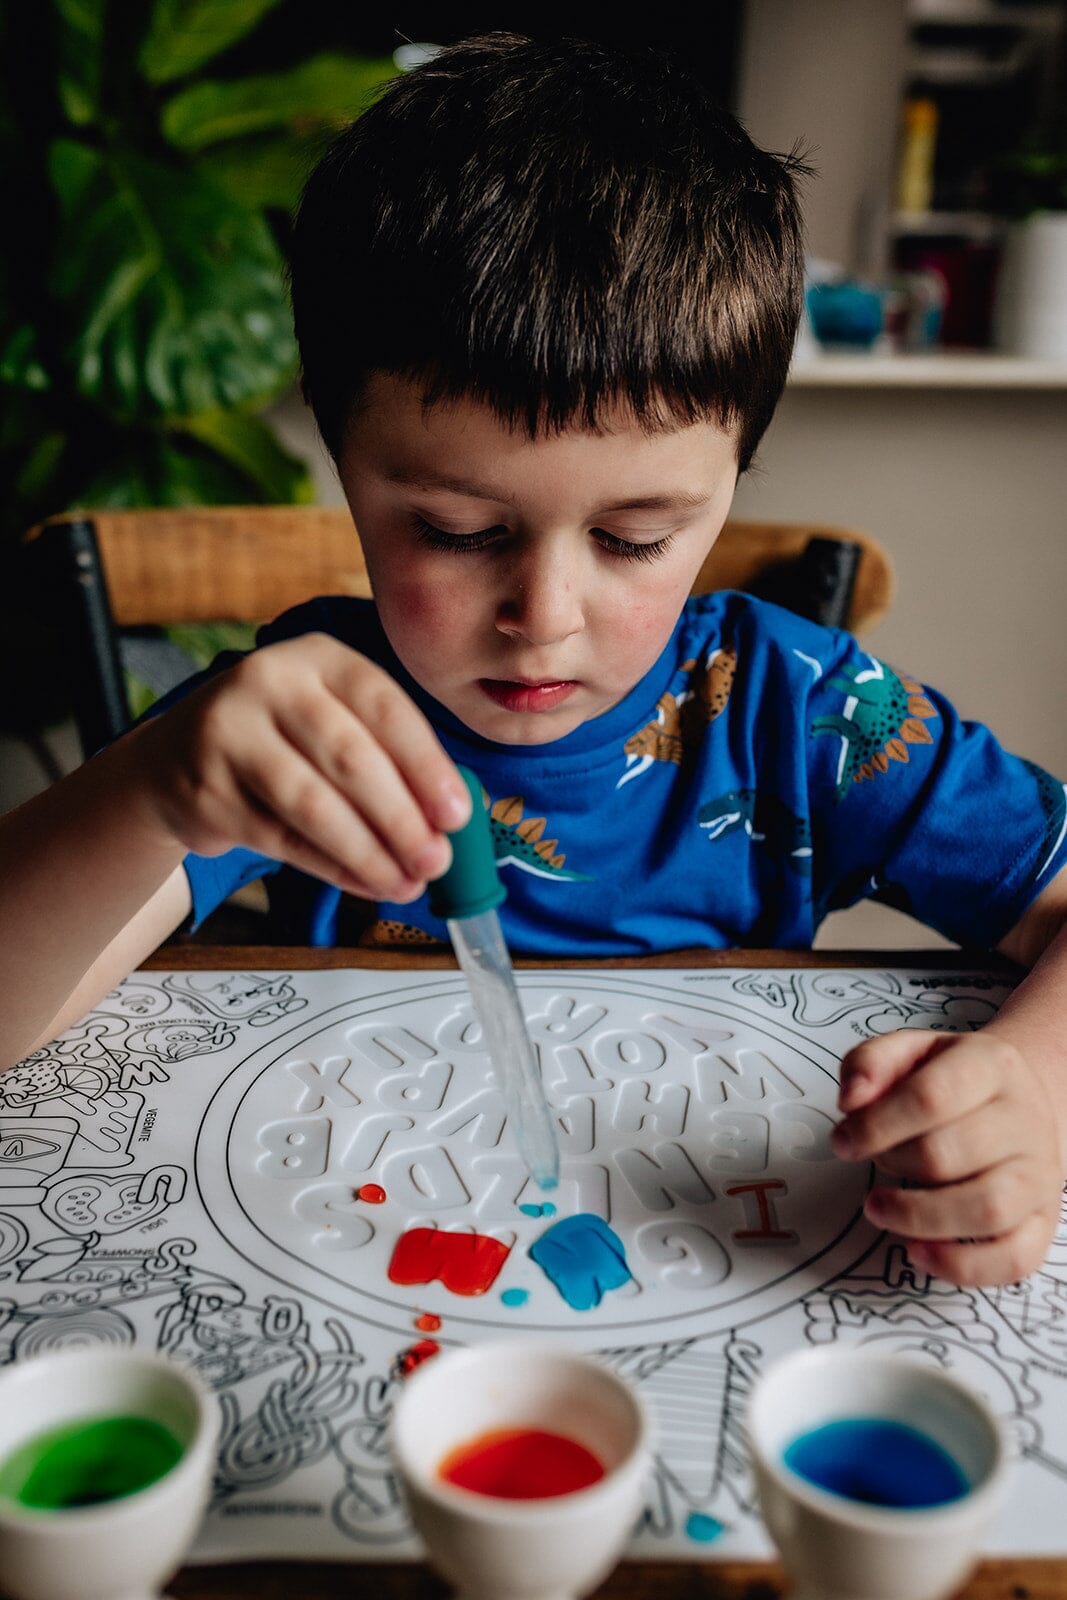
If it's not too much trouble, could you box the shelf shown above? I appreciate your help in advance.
[787,352,1067,388]
[907,1,1063,29]
[891,209,1002,236]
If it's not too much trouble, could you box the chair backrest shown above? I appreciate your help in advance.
[25,506,893,758]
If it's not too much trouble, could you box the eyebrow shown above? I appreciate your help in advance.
[386,469,713,513]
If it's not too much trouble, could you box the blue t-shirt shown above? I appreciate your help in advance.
[177,592,1067,955]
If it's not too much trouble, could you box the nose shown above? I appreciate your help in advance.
[495,543,586,646]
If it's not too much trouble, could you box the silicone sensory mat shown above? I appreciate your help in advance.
[4,963,1067,1561]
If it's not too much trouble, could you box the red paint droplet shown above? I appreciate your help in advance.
[388,1227,511,1296]
[439,1428,606,1499]
[415,1312,442,1333]
[356,1183,387,1204]
[394,1338,440,1378]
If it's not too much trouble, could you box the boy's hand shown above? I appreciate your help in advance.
[832,1029,1063,1287]
[134,633,472,902]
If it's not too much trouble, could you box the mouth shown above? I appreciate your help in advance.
[478,678,580,714]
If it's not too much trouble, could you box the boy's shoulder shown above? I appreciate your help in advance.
[680,588,855,679]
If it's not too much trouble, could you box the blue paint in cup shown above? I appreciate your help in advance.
[783,1416,969,1509]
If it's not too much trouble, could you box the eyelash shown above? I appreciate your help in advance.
[410,516,674,564]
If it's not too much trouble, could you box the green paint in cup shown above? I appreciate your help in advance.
[0,1415,183,1510]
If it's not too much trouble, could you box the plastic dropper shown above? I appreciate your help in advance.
[430,766,560,1191]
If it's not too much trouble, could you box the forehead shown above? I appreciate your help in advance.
[342,373,740,491]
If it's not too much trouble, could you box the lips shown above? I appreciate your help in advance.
[479,678,579,713]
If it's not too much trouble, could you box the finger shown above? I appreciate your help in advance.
[272,691,454,884]
[234,781,421,901]
[905,1209,1056,1288]
[865,1156,1038,1242]
[871,1099,1032,1184]
[318,647,472,832]
[833,1037,1001,1161]
[838,1030,946,1112]
[239,744,427,901]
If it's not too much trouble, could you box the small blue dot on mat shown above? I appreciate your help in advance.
[685,1512,724,1544]
[500,1288,529,1307]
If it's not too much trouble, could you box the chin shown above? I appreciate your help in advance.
[462,704,588,746]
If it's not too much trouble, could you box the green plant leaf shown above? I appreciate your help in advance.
[49,141,297,417]
[0,325,51,391]
[139,0,286,86]
[79,433,271,507]
[196,132,322,212]
[180,408,314,503]
[161,52,398,150]
[52,0,105,126]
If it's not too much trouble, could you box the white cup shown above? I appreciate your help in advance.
[0,1347,219,1600]
[747,1346,1011,1600]
[390,1340,650,1600]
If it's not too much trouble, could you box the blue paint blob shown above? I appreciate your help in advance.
[500,1288,529,1307]
[519,1202,559,1218]
[784,1418,970,1509]
[542,1201,557,1216]
[528,1214,631,1311]
[685,1512,725,1544]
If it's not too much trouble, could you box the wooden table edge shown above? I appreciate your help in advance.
[146,943,1023,974]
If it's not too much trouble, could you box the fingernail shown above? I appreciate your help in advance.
[439,786,472,829]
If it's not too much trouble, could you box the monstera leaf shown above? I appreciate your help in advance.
[49,138,297,417]
[164,51,399,210]
[161,51,397,148]
[139,0,287,86]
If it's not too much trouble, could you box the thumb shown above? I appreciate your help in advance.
[837,1029,950,1112]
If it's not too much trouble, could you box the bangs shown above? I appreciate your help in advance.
[291,35,806,471]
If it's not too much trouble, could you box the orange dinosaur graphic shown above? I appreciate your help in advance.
[619,644,737,785]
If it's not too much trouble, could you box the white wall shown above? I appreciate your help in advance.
[737,0,907,273]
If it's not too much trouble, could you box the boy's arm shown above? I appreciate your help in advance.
[0,722,193,1066]
[832,865,1067,1286]
[1,632,472,1072]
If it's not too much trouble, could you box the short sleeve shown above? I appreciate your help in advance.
[806,637,1067,947]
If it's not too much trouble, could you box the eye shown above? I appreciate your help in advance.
[593,529,675,563]
[411,515,505,552]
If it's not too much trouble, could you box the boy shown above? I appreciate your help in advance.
[3,35,1066,1288]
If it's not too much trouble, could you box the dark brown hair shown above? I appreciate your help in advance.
[289,33,806,472]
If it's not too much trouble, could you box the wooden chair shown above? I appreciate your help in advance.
[25,506,894,761]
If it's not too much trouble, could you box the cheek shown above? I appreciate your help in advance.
[608,586,688,650]
[378,570,479,652]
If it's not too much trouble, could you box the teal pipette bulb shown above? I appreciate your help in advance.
[430,766,559,1190]
[428,766,505,922]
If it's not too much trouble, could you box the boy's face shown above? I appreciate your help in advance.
[339,374,739,745]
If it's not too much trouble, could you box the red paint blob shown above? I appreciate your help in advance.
[388,1227,511,1295]
[356,1183,387,1204]
[395,1339,440,1378]
[414,1312,442,1333]
[439,1428,606,1499]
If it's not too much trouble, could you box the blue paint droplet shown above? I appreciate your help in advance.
[528,1214,631,1311]
[500,1288,529,1307]
[519,1204,542,1217]
[685,1512,724,1544]
[541,1201,557,1216]
[518,1201,559,1218]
